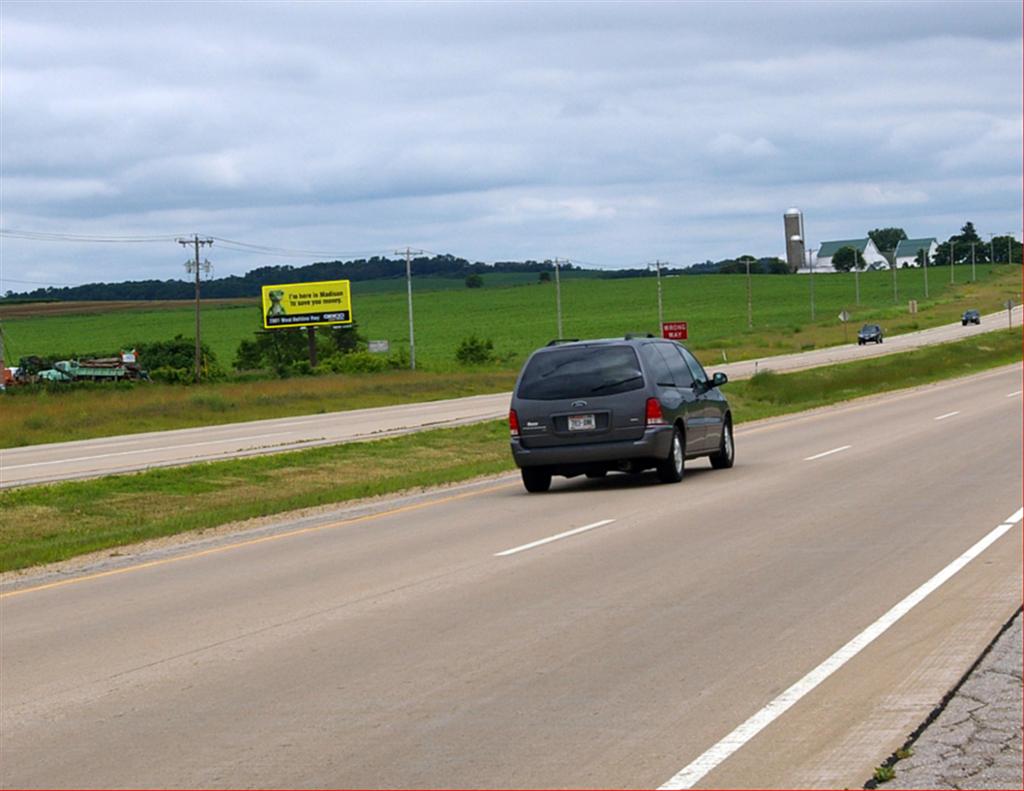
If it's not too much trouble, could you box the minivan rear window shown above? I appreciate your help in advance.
[517,346,644,400]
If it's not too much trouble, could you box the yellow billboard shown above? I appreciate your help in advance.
[261,280,353,329]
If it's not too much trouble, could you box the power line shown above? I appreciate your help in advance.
[0,277,82,287]
[0,228,180,243]
[209,236,390,259]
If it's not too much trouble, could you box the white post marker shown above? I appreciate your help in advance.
[657,507,1023,790]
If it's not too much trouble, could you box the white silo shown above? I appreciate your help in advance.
[784,208,806,272]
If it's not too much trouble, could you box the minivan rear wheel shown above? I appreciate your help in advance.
[521,467,552,493]
[656,427,685,484]
[709,417,735,469]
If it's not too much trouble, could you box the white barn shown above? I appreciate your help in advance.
[894,237,938,268]
[808,238,889,273]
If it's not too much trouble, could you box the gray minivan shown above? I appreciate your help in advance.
[509,336,734,492]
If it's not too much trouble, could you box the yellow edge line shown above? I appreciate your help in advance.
[1,482,516,599]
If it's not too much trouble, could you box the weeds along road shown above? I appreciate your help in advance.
[1,365,1021,789]
[1,305,1020,488]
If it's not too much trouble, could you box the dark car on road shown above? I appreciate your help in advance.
[508,336,734,492]
[962,309,981,325]
[857,324,884,345]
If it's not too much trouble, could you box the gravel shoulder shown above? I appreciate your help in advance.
[871,610,1023,790]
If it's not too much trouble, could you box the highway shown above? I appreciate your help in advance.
[1,305,1019,488]
[2,364,1020,789]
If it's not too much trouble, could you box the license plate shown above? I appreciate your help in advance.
[568,414,596,431]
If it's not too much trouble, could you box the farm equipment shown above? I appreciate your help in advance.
[21,350,147,383]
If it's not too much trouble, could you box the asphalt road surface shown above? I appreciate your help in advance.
[1,306,1020,488]
[2,364,1020,789]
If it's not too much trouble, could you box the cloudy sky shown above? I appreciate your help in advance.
[1,0,1021,288]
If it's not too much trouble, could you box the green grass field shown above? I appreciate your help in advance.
[2,264,1015,368]
[1,266,1020,371]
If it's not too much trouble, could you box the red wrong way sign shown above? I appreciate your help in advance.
[661,321,688,340]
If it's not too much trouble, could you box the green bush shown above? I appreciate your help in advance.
[234,325,364,375]
[455,335,495,365]
[149,366,193,384]
[319,351,390,374]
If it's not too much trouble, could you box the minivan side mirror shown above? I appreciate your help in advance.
[711,372,728,388]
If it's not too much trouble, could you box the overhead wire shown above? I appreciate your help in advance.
[0,228,181,243]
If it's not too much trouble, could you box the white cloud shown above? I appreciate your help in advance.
[0,0,1020,284]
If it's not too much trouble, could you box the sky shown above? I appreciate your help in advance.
[1,0,1021,289]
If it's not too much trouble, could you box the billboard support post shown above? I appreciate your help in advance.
[307,327,317,367]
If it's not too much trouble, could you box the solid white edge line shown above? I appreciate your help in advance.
[657,508,1022,790]
[934,411,961,421]
[1007,391,1023,397]
[803,445,851,461]
[495,519,616,557]
[5,431,298,469]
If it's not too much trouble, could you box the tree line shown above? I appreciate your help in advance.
[2,255,585,302]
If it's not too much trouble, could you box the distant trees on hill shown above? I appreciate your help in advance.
[5,249,811,303]
[3,255,580,302]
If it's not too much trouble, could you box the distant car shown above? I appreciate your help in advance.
[857,324,883,345]
[508,336,734,492]
[961,309,981,326]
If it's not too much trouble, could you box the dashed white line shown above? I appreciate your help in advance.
[657,506,1024,790]
[1007,390,1022,398]
[934,411,961,421]
[803,445,851,461]
[494,519,616,557]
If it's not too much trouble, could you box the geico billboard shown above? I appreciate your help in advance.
[261,280,353,329]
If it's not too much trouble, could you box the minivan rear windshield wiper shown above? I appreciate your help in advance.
[590,374,642,393]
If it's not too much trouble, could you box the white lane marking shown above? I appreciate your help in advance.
[5,432,296,469]
[657,507,1023,790]
[1007,390,1022,397]
[494,519,616,557]
[934,411,961,421]
[803,445,851,461]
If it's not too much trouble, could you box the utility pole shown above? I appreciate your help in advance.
[177,235,213,382]
[989,233,996,264]
[743,256,753,329]
[1007,233,1014,265]
[853,250,861,306]
[807,245,816,321]
[395,247,425,370]
[889,249,899,303]
[950,239,955,284]
[971,242,976,282]
[650,259,665,329]
[921,246,929,298]
[552,258,566,337]
[0,319,6,389]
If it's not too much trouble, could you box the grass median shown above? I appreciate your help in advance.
[1,329,1020,572]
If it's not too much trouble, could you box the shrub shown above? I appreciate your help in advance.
[149,366,193,384]
[135,336,221,378]
[455,335,496,365]
[233,325,364,374]
[319,351,390,374]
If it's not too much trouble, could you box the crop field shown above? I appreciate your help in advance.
[1,266,1019,371]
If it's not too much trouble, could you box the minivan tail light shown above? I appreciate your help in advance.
[509,409,521,437]
[645,398,667,426]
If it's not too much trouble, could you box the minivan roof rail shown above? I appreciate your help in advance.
[623,332,655,339]
[546,338,580,346]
